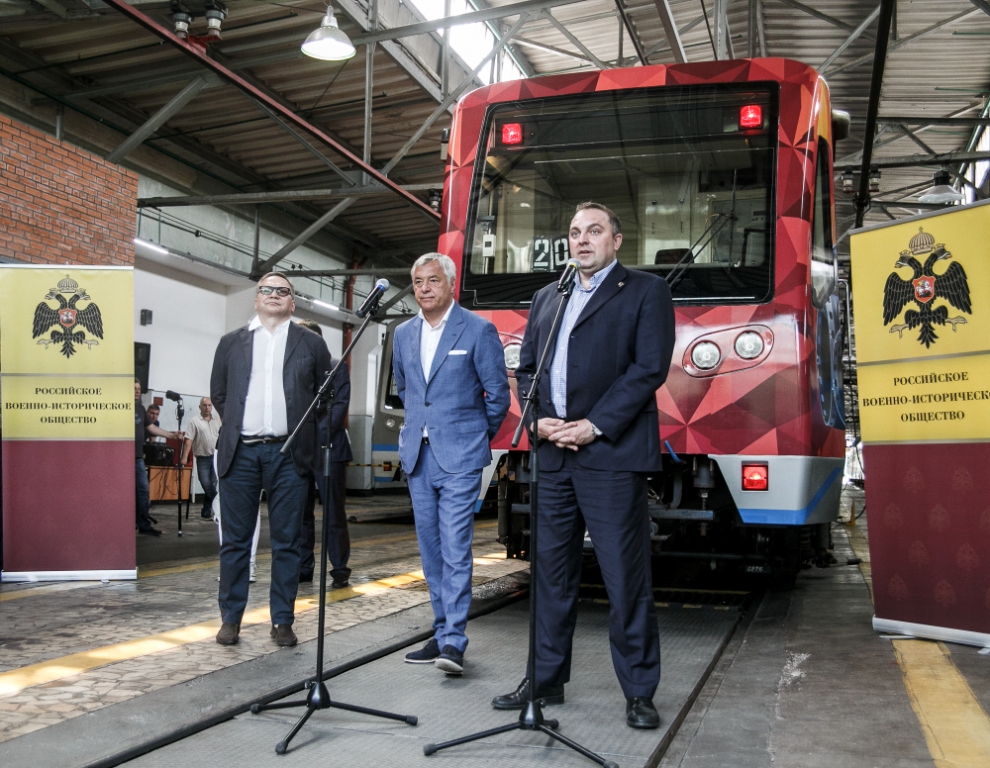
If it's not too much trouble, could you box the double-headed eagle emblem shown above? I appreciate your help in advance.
[882,227,971,348]
[32,275,104,358]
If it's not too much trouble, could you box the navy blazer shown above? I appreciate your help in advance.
[392,303,510,475]
[516,262,675,473]
[211,320,334,478]
[318,353,354,466]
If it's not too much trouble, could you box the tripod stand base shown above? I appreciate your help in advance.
[251,681,417,754]
[423,698,618,767]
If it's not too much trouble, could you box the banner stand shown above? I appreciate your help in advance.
[850,201,990,645]
[1,266,136,582]
[2,569,136,583]
[874,618,990,651]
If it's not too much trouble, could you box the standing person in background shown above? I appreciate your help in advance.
[210,273,332,648]
[295,320,353,589]
[392,253,510,676]
[180,398,222,519]
[134,378,183,537]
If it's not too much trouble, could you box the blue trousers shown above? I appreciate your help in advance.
[218,441,309,626]
[407,443,482,653]
[195,455,218,518]
[534,451,660,699]
[135,458,153,532]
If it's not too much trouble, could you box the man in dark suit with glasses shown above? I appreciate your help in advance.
[210,272,333,648]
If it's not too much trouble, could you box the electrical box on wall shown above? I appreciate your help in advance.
[140,309,153,326]
[135,342,151,392]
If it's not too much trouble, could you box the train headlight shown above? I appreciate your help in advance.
[734,331,764,360]
[385,418,396,429]
[691,341,721,370]
[503,343,521,371]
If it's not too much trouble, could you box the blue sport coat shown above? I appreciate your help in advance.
[516,262,675,474]
[392,303,510,475]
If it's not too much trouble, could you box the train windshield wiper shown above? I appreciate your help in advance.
[666,169,738,292]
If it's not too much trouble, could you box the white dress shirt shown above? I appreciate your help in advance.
[419,302,455,436]
[241,315,290,437]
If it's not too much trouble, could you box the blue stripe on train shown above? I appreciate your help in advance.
[737,468,842,526]
[372,444,399,452]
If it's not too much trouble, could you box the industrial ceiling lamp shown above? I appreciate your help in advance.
[918,169,964,204]
[301,6,356,61]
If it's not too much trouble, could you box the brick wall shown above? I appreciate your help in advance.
[0,114,137,265]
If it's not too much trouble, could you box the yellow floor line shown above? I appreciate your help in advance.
[0,581,96,604]
[893,639,990,768]
[138,521,498,580]
[0,550,511,698]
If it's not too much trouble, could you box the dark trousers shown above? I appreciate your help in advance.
[195,455,218,517]
[300,461,350,582]
[534,451,660,699]
[218,441,309,626]
[135,458,153,532]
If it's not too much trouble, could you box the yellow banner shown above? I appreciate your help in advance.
[0,267,133,439]
[851,203,990,365]
[1,375,134,439]
[857,354,990,443]
[851,201,990,443]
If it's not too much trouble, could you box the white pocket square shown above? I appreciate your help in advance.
[449,349,468,355]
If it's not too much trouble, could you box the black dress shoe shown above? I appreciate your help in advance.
[331,577,350,589]
[138,527,163,537]
[626,697,660,729]
[298,571,314,583]
[271,624,298,647]
[492,677,564,710]
[216,622,240,645]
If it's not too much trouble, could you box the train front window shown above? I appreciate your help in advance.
[461,84,777,307]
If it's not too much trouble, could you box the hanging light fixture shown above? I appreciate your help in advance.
[301,6,356,61]
[918,169,964,204]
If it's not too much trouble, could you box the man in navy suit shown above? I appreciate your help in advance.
[392,253,509,675]
[210,272,333,648]
[295,320,353,590]
[493,203,675,729]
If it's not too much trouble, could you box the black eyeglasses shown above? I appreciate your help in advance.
[257,286,292,297]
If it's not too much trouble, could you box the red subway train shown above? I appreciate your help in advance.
[375,59,847,580]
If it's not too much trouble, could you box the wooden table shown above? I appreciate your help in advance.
[148,466,192,502]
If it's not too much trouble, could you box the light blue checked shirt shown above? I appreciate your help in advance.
[549,258,618,419]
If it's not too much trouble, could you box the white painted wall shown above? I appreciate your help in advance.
[133,268,226,398]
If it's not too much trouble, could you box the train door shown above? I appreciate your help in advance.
[370,317,412,490]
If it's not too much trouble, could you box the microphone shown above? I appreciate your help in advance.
[165,390,182,402]
[557,258,580,293]
[356,279,389,318]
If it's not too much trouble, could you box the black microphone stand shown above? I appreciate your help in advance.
[424,272,618,768]
[174,398,185,537]
[249,298,417,754]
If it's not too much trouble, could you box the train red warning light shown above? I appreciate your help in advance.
[501,123,523,145]
[742,463,769,491]
[739,105,762,128]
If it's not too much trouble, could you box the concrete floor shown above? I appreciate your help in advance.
[2,487,989,768]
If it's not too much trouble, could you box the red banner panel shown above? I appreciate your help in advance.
[2,440,134,573]
[864,442,990,635]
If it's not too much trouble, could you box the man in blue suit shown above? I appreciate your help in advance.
[392,252,509,675]
[493,203,675,729]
